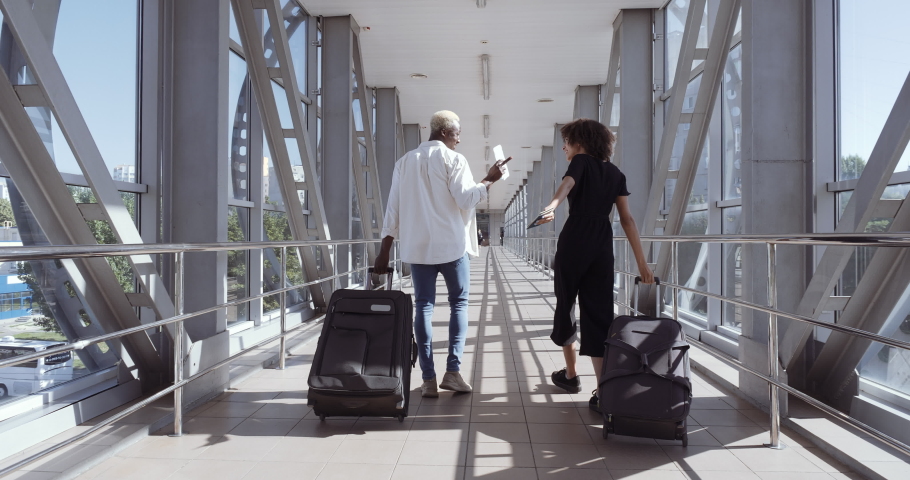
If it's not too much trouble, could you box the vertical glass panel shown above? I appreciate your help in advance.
[666,0,708,90]
[722,207,743,330]
[838,0,910,179]
[0,178,120,405]
[689,142,709,206]
[609,92,621,126]
[282,0,308,93]
[316,116,324,186]
[722,44,743,200]
[227,207,250,325]
[262,211,307,315]
[271,80,293,128]
[858,299,910,395]
[676,211,709,316]
[228,53,251,201]
[53,0,139,178]
[353,98,364,133]
[316,27,323,109]
[262,129,285,210]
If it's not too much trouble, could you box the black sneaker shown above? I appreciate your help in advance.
[589,390,601,414]
[551,368,581,393]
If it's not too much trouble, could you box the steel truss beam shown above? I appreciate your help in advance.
[231,0,335,308]
[781,71,910,375]
[351,34,386,266]
[641,0,741,284]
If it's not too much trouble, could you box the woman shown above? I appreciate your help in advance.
[536,118,654,413]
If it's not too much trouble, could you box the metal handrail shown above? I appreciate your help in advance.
[0,238,402,477]
[504,234,910,456]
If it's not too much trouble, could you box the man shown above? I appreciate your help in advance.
[374,110,508,397]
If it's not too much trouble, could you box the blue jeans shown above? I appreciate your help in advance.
[411,253,470,381]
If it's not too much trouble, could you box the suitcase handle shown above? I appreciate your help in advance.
[632,276,662,315]
[368,266,395,290]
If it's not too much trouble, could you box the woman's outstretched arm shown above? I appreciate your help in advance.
[615,196,655,284]
[538,176,576,224]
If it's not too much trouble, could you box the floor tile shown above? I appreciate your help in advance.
[117,435,221,460]
[688,409,758,427]
[466,442,535,467]
[244,461,324,479]
[194,401,264,418]
[660,445,751,472]
[528,423,592,444]
[598,443,676,471]
[316,463,395,480]
[607,471,686,480]
[524,406,583,424]
[92,458,188,480]
[392,465,464,480]
[196,435,281,461]
[228,417,297,436]
[168,459,255,480]
[414,405,472,422]
[398,440,468,466]
[328,439,405,465]
[407,421,470,442]
[730,447,825,472]
[260,436,344,463]
[465,466,539,479]
[471,406,526,423]
[532,443,606,469]
[469,422,531,443]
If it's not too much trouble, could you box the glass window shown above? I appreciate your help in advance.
[838,0,910,180]
[722,207,743,330]
[283,0,308,94]
[228,52,251,202]
[857,293,910,396]
[722,44,743,200]
[666,0,708,91]
[262,211,309,314]
[52,1,140,179]
[227,207,250,325]
[675,211,709,317]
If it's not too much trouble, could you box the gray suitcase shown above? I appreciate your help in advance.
[599,277,692,446]
[307,268,417,422]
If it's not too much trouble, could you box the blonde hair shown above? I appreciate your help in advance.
[430,110,460,134]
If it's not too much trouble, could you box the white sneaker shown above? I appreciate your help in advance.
[439,371,472,393]
[421,378,439,398]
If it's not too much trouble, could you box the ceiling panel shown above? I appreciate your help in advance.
[300,0,663,209]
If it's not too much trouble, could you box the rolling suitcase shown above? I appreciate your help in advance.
[599,277,692,446]
[307,268,417,422]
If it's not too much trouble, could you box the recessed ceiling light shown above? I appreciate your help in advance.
[361,26,371,31]
[521,146,532,149]
[481,40,489,44]
[410,73,428,79]
[537,98,554,103]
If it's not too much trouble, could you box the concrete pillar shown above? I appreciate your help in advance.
[167,0,231,402]
[403,124,421,151]
[617,9,653,228]
[574,85,600,121]
[739,0,811,408]
[323,16,355,287]
[552,124,568,236]
[375,87,399,206]
[169,0,229,340]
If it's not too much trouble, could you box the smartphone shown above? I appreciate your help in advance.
[492,145,510,180]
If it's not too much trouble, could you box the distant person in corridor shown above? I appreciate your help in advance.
[535,118,654,413]
[374,110,511,397]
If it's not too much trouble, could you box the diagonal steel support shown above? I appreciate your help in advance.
[232,0,335,308]
[807,194,910,404]
[641,0,741,286]
[780,70,910,370]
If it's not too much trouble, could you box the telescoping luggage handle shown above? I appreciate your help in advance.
[633,276,662,316]
[367,266,395,290]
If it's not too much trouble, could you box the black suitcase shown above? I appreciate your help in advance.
[599,277,692,446]
[307,268,416,422]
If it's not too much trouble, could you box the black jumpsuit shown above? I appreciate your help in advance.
[550,154,630,357]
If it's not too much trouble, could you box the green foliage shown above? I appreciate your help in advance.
[18,187,138,335]
[840,154,866,180]
[0,198,16,226]
[262,209,305,312]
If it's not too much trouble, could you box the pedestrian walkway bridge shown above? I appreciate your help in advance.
[4,247,891,480]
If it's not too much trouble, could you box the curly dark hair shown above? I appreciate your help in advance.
[560,118,616,161]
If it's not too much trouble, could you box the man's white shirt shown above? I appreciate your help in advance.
[380,140,488,265]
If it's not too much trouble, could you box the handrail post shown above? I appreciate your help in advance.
[171,251,185,437]
[672,241,679,321]
[278,247,288,370]
[766,242,784,449]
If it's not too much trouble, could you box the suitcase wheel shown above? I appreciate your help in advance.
[397,414,405,423]
[682,432,688,447]
[318,413,326,422]
[602,428,608,440]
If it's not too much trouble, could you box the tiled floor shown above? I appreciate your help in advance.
[69,247,861,480]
